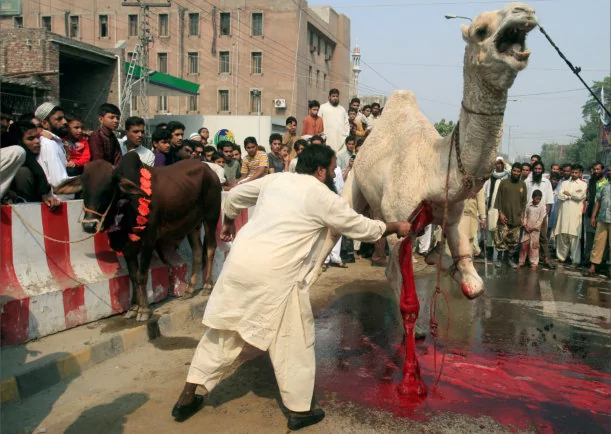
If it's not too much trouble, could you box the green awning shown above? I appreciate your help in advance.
[124,63,199,96]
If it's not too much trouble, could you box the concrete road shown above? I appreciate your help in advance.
[2,259,610,433]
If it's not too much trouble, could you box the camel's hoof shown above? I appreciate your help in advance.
[461,281,484,300]
[123,306,138,319]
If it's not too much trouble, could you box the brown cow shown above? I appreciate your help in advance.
[55,152,221,321]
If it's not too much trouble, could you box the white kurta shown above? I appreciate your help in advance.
[554,178,587,237]
[38,131,69,187]
[120,142,156,167]
[318,102,349,154]
[203,172,385,351]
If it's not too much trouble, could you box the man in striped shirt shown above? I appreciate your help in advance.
[233,136,268,186]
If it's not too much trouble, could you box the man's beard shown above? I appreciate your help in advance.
[329,99,339,107]
[595,172,604,180]
[53,125,68,137]
[511,174,520,183]
[325,173,337,193]
[532,172,543,183]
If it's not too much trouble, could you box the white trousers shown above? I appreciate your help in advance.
[187,290,315,412]
[0,146,26,198]
[325,236,342,264]
[556,233,581,264]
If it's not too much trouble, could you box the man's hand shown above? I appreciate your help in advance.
[591,217,597,228]
[348,157,354,169]
[220,220,236,242]
[42,194,61,210]
[499,212,508,225]
[383,221,412,238]
[66,161,76,168]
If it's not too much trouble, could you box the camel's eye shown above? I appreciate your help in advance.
[476,27,488,39]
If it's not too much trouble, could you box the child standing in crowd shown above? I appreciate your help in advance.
[152,128,172,167]
[302,100,324,137]
[64,114,91,176]
[518,190,546,270]
[89,103,122,165]
[279,144,291,172]
[213,152,225,168]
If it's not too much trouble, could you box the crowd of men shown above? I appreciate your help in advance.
[1,91,609,277]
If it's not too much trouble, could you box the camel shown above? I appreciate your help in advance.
[320,3,538,396]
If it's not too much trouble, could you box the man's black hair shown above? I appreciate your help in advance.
[532,189,543,198]
[203,145,217,154]
[125,116,145,130]
[296,144,335,175]
[181,140,195,151]
[166,121,185,133]
[574,164,584,171]
[211,152,224,161]
[363,104,371,111]
[65,113,84,124]
[308,100,320,109]
[350,97,360,104]
[198,127,208,134]
[155,122,168,130]
[592,161,604,169]
[269,133,283,144]
[294,139,307,153]
[550,163,560,169]
[348,107,357,114]
[562,163,573,170]
[18,112,36,122]
[521,163,531,170]
[152,128,172,143]
[530,154,541,162]
[286,116,297,125]
[219,140,234,150]
[371,103,380,109]
[329,88,340,96]
[232,144,241,152]
[98,103,121,117]
[345,135,356,144]
[532,161,545,172]
[511,162,522,170]
[310,135,324,144]
[244,136,257,146]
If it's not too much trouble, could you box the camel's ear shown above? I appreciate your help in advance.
[54,176,82,194]
[461,24,470,42]
[118,178,146,197]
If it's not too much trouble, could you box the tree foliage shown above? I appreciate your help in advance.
[434,118,455,137]
[541,76,610,168]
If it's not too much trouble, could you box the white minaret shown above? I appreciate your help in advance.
[351,42,361,97]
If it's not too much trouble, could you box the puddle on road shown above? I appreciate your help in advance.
[314,268,611,432]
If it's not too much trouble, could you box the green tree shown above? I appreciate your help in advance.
[434,118,455,137]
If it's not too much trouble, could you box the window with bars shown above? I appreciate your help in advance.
[251,13,263,36]
[14,16,23,28]
[42,16,51,31]
[251,52,262,74]
[158,53,168,73]
[157,96,168,112]
[128,15,138,37]
[218,90,229,112]
[188,52,199,74]
[219,51,230,74]
[250,90,261,113]
[69,16,79,38]
[308,66,312,85]
[159,14,169,37]
[99,15,108,38]
[188,13,199,36]
[220,12,230,36]
[188,95,198,112]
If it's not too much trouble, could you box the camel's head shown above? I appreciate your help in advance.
[462,3,537,90]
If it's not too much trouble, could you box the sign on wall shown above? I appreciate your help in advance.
[0,0,21,16]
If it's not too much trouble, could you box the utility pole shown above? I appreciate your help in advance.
[122,1,171,121]
[506,125,518,162]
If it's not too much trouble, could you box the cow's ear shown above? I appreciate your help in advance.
[54,176,82,194]
[118,178,146,197]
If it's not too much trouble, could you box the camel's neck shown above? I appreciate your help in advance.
[456,72,508,179]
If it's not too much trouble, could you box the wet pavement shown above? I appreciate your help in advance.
[314,263,611,433]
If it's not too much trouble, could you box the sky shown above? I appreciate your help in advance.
[308,0,611,159]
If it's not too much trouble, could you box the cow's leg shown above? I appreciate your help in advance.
[184,228,203,299]
[202,218,217,292]
[444,206,484,299]
[135,247,154,321]
[124,253,140,319]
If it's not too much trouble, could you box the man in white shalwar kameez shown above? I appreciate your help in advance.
[554,166,587,264]
[172,145,411,430]
[318,89,349,155]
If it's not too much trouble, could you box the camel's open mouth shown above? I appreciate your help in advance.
[495,23,532,63]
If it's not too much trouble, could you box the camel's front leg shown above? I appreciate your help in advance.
[445,219,484,299]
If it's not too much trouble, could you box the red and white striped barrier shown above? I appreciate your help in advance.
[0,196,252,347]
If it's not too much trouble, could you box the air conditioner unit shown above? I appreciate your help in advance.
[324,54,332,61]
[309,45,317,53]
[274,98,286,109]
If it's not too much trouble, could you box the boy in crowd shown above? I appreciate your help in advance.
[192,143,205,161]
[152,128,172,167]
[282,116,299,159]
[280,144,291,172]
[166,121,185,165]
[89,103,122,165]
[288,139,308,173]
[203,145,217,162]
[219,141,240,188]
[198,127,210,144]
[518,190,546,270]
[232,145,242,168]
[234,137,268,185]
[302,100,324,137]
[64,113,91,176]
[268,133,285,174]
[348,108,366,137]
[178,141,195,161]
[212,153,225,168]
[122,117,155,166]
[337,136,356,171]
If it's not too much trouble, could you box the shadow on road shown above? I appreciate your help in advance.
[64,393,149,434]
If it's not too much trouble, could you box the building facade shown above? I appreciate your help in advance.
[0,0,351,120]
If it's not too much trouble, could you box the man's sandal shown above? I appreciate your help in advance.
[172,395,205,422]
